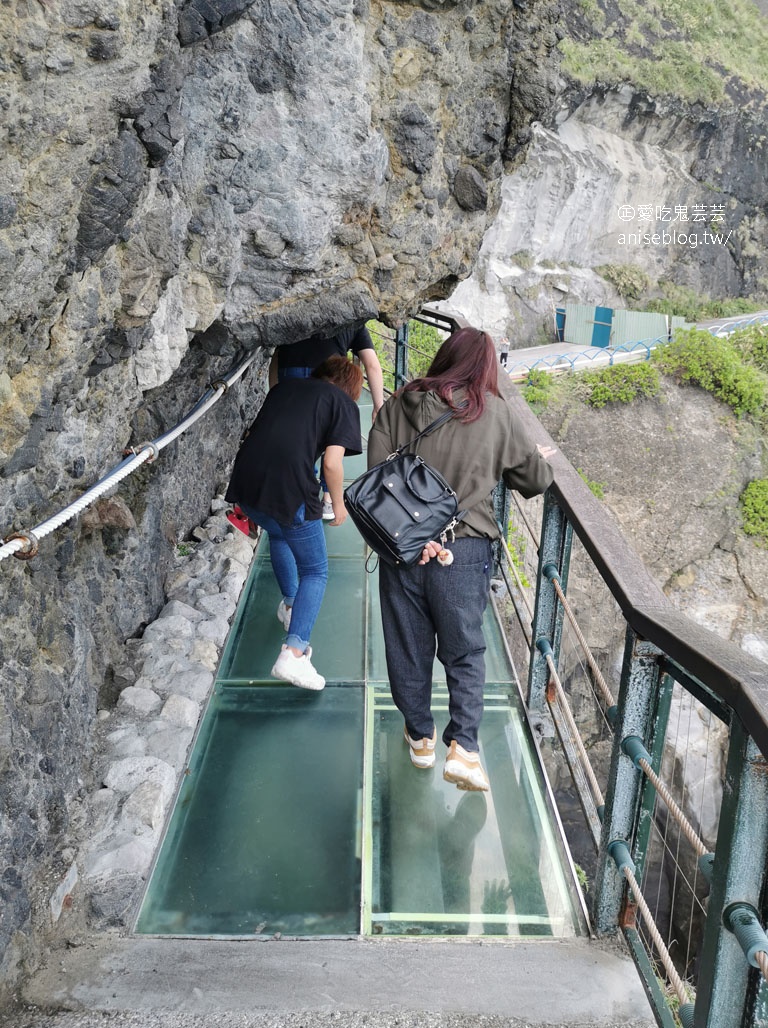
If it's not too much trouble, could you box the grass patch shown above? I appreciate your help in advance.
[578,469,606,499]
[560,0,768,103]
[643,283,766,322]
[741,479,768,544]
[581,362,661,408]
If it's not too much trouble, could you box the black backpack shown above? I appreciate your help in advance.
[344,409,465,567]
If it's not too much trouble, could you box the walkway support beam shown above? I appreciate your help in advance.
[394,323,409,392]
[694,718,768,1028]
[527,491,571,712]
[593,630,663,935]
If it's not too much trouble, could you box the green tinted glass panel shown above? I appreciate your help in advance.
[219,553,366,684]
[137,686,363,936]
[368,691,579,938]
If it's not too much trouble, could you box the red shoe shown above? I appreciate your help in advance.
[226,505,258,539]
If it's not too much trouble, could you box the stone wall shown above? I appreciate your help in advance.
[0,0,564,1001]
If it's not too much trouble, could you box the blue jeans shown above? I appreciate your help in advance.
[378,537,492,751]
[241,503,328,652]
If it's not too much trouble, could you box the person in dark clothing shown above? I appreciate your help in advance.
[367,327,555,790]
[226,356,363,691]
[272,325,385,417]
[269,325,385,519]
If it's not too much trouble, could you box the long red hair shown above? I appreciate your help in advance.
[402,326,500,422]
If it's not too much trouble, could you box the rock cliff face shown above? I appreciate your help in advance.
[2,0,766,1002]
[446,86,768,340]
[0,0,564,997]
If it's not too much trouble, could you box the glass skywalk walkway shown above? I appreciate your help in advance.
[136,399,584,941]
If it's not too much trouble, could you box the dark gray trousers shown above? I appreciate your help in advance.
[378,536,492,751]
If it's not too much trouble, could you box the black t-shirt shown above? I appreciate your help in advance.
[277,324,374,370]
[225,378,362,523]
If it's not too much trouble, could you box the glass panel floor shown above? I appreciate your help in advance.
[137,399,584,940]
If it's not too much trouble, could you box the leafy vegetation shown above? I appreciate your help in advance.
[730,324,768,374]
[563,0,768,103]
[578,469,606,499]
[596,263,651,302]
[643,283,765,323]
[366,319,446,393]
[740,479,768,544]
[651,328,767,417]
[581,362,661,408]
[522,369,555,409]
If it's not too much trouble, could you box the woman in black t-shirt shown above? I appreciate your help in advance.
[226,356,363,690]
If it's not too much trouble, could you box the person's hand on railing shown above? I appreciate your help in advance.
[537,444,557,460]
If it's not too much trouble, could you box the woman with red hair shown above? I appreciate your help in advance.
[367,327,554,791]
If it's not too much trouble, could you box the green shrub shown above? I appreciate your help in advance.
[511,250,535,270]
[652,328,767,417]
[741,479,768,544]
[644,284,764,323]
[581,362,660,408]
[597,263,651,302]
[731,324,768,373]
[578,469,605,500]
[365,318,446,390]
[522,369,554,409]
[406,320,446,379]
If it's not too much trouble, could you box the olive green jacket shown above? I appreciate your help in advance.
[367,388,553,540]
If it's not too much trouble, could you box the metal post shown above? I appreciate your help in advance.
[492,483,510,569]
[693,719,768,1028]
[394,323,409,391]
[632,670,675,879]
[592,628,663,935]
[526,492,572,711]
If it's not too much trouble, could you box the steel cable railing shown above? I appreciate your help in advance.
[1,350,259,564]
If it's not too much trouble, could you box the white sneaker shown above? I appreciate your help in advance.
[271,645,325,691]
[277,600,292,630]
[322,499,335,520]
[443,741,489,791]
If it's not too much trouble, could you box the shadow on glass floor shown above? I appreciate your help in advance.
[368,689,579,937]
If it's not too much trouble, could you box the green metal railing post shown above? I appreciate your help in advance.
[526,493,572,712]
[394,323,409,391]
[593,629,663,935]
[631,671,675,880]
[492,483,511,569]
[693,718,768,1028]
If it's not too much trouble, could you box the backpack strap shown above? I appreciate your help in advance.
[391,403,467,458]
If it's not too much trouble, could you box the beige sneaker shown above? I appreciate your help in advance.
[403,725,437,769]
[443,740,489,791]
